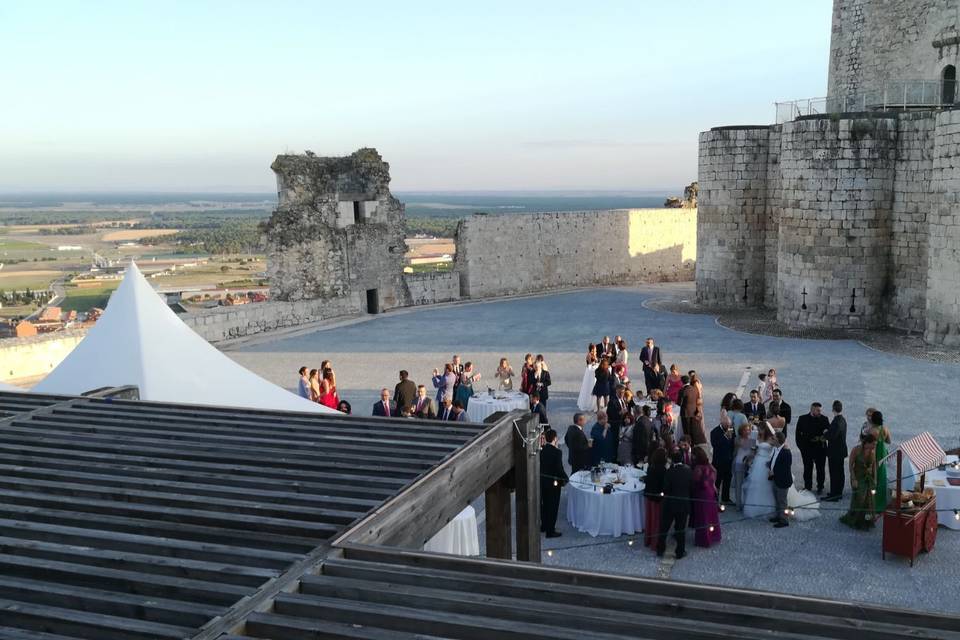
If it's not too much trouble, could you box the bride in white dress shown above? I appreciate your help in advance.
[577,345,600,412]
[743,432,777,519]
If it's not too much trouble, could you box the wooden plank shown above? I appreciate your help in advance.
[319,558,955,640]
[269,592,639,640]
[241,612,442,640]
[0,627,91,640]
[0,424,438,475]
[296,575,827,640]
[0,596,192,640]
[0,443,409,495]
[0,575,219,628]
[339,545,960,634]
[0,462,383,511]
[513,412,540,563]
[0,554,249,606]
[333,411,519,548]
[0,488,340,538]
[484,473,511,560]
[0,503,320,554]
[0,535,278,587]
[0,475,367,525]
[0,517,298,568]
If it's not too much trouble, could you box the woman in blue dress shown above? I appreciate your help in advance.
[454,362,481,410]
[432,363,457,405]
[590,411,617,466]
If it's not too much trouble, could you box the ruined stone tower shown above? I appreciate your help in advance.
[263,148,410,312]
[697,0,960,345]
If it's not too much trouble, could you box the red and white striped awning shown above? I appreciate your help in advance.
[879,431,945,473]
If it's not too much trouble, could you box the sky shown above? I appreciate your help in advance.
[0,1,833,192]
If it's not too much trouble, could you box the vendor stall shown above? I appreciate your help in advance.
[880,432,945,566]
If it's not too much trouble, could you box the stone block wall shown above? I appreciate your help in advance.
[777,116,897,329]
[182,294,360,343]
[925,109,960,346]
[456,209,696,299]
[0,329,86,384]
[696,127,771,307]
[403,272,460,306]
[890,112,934,331]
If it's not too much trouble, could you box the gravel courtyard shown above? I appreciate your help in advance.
[229,283,960,615]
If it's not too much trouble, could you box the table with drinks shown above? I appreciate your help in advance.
[566,463,645,537]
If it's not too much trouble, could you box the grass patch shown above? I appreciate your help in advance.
[61,284,119,312]
[407,262,454,273]
[0,239,49,251]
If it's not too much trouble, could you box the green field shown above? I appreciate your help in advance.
[60,284,119,312]
[0,239,49,251]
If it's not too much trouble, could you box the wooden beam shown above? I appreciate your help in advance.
[514,412,540,562]
[484,473,511,559]
[333,411,521,548]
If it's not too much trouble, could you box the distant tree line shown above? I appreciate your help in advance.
[405,217,459,238]
[143,220,263,254]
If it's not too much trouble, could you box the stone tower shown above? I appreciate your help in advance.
[263,148,411,312]
[696,0,960,344]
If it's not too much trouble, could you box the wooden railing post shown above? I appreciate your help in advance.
[514,413,541,562]
[484,472,512,559]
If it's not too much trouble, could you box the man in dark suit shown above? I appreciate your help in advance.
[743,390,766,424]
[530,363,551,406]
[450,401,468,422]
[564,413,592,473]
[639,337,663,394]
[539,428,568,538]
[437,397,454,422]
[411,385,436,419]
[680,377,701,442]
[393,370,417,412]
[372,388,397,417]
[769,431,793,527]
[710,421,735,504]
[795,402,830,494]
[657,449,693,559]
[598,336,615,361]
[771,389,791,430]
[529,393,548,425]
[824,400,848,502]
[607,384,628,443]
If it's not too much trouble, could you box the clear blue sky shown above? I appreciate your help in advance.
[0,1,832,192]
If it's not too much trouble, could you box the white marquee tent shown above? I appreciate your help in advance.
[33,263,338,414]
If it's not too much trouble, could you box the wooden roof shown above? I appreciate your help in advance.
[2,391,958,640]
[0,391,487,639]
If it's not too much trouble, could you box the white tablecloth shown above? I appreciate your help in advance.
[566,468,644,537]
[466,391,528,423]
[577,364,599,411]
[423,506,480,555]
[927,455,960,531]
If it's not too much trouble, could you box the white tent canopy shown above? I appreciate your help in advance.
[33,263,337,414]
[0,381,22,392]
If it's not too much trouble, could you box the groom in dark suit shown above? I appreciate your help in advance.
[769,431,793,528]
[639,337,663,394]
[657,449,693,559]
[825,400,848,502]
[539,428,568,538]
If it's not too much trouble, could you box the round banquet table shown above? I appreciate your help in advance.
[423,505,480,555]
[466,391,529,423]
[566,467,645,537]
[926,455,960,531]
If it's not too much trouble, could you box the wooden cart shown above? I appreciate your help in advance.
[880,437,944,566]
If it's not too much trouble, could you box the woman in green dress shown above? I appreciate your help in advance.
[868,411,891,512]
[840,433,878,530]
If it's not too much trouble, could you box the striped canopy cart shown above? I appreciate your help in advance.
[880,432,945,566]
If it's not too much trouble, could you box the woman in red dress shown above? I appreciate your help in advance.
[319,367,339,409]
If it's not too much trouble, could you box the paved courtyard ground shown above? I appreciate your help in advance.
[230,283,960,615]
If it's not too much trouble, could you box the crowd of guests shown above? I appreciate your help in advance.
[548,346,900,555]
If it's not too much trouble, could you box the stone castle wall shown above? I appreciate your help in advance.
[0,329,86,384]
[403,272,461,306]
[696,109,960,343]
[455,209,696,299]
[828,0,960,105]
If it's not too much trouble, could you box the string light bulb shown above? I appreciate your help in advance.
[719,504,726,512]
[547,549,554,557]
[955,510,959,522]
[627,540,634,546]
[870,489,877,495]
[708,525,715,532]
[553,480,559,487]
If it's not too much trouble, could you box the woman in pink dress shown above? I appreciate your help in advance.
[664,364,683,404]
[691,447,722,548]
